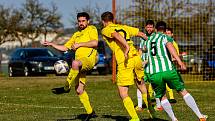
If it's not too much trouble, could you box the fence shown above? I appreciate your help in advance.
[115,0,215,81]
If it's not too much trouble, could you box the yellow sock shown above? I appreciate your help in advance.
[79,91,93,114]
[142,93,149,108]
[148,84,153,98]
[166,85,174,99]
[123,97,139,119]
[66,69,79,88]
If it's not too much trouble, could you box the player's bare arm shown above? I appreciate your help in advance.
[42,41,68,51]
[166,42,186,70]
[71,40,98,51]
[137,32,148,40]
[111,32,130,59]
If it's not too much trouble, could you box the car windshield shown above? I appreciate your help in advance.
[27,49,55,57]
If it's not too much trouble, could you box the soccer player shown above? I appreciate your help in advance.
[165,27,179,103]
[101,11,154,121]
[42,12,98,121]
[145,21,207,121]
[136,20,155,111]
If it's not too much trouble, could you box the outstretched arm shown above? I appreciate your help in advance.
[137,32,148,40]
[42,41,68,52]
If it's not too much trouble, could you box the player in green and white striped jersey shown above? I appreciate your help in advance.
[146,21,207,121]
[135,20,154,112]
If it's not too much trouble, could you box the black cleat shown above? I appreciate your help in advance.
[83,111,97,121]
[169,99,177,103]
[51,87,70,94]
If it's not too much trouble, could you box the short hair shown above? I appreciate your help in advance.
[101,11,114,22]
[77,12,90,20]
[155,21,166,31]
[166,27,173,33]
[145,20,154,26]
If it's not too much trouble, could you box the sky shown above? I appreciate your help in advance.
[0,0,113,28]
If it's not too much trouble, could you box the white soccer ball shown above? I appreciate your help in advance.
[54,60,69,74]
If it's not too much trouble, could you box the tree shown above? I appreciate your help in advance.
[21,0,63,46]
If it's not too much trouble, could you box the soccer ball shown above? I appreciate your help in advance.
[54,60,69,74]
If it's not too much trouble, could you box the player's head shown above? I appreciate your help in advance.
[165,27,174,37]
[77,12,90,30]
[155,21,166,32]
[101,11,114,26]
[145,20,155,35]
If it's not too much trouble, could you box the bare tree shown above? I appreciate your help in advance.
[21,0,63,46]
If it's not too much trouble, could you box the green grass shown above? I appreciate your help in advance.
[0,75,214,121]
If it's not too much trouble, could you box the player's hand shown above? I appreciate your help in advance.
[41,41,52,46]
[124,48,129,60]
[178,61,186,71]
[71,43,80,50]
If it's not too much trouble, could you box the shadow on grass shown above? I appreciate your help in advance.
[56,114,168,121]
[56,114,97,121]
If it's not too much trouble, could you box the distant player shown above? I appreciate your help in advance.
[164,27,178,103]
[145,21,207,121]
[101,11,154,121]
[42,12,98,121]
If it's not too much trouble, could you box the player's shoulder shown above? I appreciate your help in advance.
[88,25,97,30]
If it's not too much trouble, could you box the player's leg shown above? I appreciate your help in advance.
[66,60,81,88]
[151,72,178,121]
[51,60,81,94]
[117,61,139,121]
[76,74,97,121]
[118,85,139,121]
[167,70,206,120]
[148,84,154,100]
[166,84,177,103]
[134,56,155,118]
[135,88,143,111]
[179,89,207,120]
[160,95,178,121]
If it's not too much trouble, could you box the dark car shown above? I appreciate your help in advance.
[8,48,62,76]
[202,52,215,80]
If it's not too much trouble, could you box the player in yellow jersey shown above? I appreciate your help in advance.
[165,27,179,103]
[101,11,155,121]
[42,12,98,121]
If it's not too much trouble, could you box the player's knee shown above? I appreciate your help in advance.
[72,60,81,69]
[76,88,84,95]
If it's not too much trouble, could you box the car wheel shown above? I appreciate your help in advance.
[8,66,13,77]
[24,66,29,76]
[98,68,107,75]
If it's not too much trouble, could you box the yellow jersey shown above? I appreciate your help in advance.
[102,23,139,64]
[173,41,179,55]
[64,25,98,59]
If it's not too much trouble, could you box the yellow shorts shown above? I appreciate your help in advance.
[75,55,97,85]
[117,55,144,86]
[78,56,96,72]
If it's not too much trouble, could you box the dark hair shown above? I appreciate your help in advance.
[101,11,114,22]
[166,27,173,33]
[77,12,90,20]
[155,21,166,31]
[145,20,154,26]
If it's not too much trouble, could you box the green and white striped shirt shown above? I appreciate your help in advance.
[139,38,150,74]
[145,32,174,74]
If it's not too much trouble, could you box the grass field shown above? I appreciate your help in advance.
[0,75,214,121]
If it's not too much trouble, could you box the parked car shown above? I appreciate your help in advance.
[8,48,62,76]
[92,41,112,75]
[202,52,215,80]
